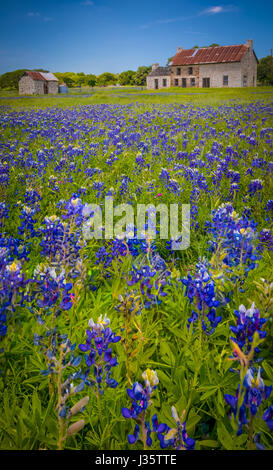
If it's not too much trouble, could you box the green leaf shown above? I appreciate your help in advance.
[217,422,235,450]
[199,440,220,448]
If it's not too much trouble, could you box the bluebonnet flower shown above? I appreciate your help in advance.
[39,214,82,265]
[23,189,42,206]
[230,303,267,357]
[224,367,272,435]
[78,315,121,394]
[181,259,223,334]
[153,407,195,450]
[33,264,74,311]
[264,199,273,222]
[18,205,38,237]
[0,202,9,228]
[0,162,10,187]
[257,229,273,252]
[263,404,273,431]
[127,255,170,310]
[205,203,260,278]
[248,179,263,196]
[122,369,159,447]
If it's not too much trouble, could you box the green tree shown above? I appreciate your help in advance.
[96,72,117,86]
[118,70,136,86]
[257,56,273,85]
[86,74,97,87]
[134,66,152,86]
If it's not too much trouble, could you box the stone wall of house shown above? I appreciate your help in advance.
[198,62,243,87]
[170,65,199,87]
[19,76,35,95]
[146,76,171,90]
[48,81,59,94]
[240,47,257,87]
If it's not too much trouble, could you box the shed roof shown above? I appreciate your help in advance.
[25,71,47,81]
[39,72,58,81]
[171,44,249,66]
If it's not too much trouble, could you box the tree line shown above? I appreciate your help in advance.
[0,67,152,90]
[0,56,273,90]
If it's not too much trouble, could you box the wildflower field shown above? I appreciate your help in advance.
[1,88,273,451]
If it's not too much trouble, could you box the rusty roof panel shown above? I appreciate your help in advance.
[171,44,248,66]
[25,71,47,81]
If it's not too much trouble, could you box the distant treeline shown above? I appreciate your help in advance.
[0,67,152,90]
[1,56,272,89]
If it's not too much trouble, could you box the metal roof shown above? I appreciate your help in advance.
[25,71,47,81]
[39,72,58,81]
[171,44,249,66]
[23,71,58,82]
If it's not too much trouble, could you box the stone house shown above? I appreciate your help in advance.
[19,71,59,95]
[147,40,258,89]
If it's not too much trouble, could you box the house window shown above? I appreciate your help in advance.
[243,75,247,87]
[182,78,187,87]
[177,68,181,75]
[188,67,193,75]
[202,77,210,88]
[223,75,228,86]
[162,78,167,87]
[174,78,179,86]
[191,77,195,87]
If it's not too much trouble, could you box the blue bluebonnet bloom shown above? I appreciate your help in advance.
[122,369,159,447]
[33,265,74,311]
[248,179,263,196]
[18,205,38,237]
[0,202,9,228]
[205,203,260,278]
[153,407,195,450]
[257,229,273,252]
[230,303,267,356]
[182,258,223,334]
[127,255,170,309]
[224,367,272,435]
[39,214,82,265]
[263,404,273,431]
[78,315,121,394]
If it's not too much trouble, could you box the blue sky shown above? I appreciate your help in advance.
[0,0,272,75]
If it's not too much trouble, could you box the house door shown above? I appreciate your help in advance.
[154,79,158,89]
[44,82,48,94]
[202,78,210,88]
[182,78,187,87]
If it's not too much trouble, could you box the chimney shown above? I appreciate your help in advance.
[152,63,159,71]
[246,39,253,49]
[177,47,183,53]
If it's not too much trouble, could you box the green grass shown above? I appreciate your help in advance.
[1,86,273,108]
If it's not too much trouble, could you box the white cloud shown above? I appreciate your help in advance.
[199,5,237,15]
[27,12,40,17]
[140,4,237,29]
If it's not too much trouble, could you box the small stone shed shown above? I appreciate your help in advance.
[19,71,59,95]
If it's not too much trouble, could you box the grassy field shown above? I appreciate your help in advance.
[0,87,273,451]
[1,85,273,107]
